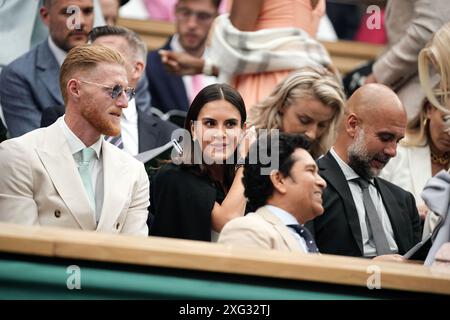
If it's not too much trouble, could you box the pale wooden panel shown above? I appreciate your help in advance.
[117,18,175,36]
[322,40,385,60]
[0,223,449,295]
[330,56,371,74]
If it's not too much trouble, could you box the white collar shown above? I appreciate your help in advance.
[58,116,102,159]
[329,147,374,183]
[265,205,300,226]
[122,97,137,121]
[47,36,67,67]
[170,34,184,53]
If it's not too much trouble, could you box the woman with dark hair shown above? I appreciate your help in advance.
[149,83,253,241]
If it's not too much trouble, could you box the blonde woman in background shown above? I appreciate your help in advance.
[381,22,450,239]
[248,65,346,159]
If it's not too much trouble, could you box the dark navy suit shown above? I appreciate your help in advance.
[145,37,190,113]
[0,39,151,138]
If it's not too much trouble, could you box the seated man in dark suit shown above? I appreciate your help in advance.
[41,26,177,154]
[308,84,422,260]
[145,0,219,113]
[0,0,150,138]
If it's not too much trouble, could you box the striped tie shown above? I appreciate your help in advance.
[353,178,393,255]
[105,134,123,149]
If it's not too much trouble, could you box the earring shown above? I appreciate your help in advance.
[423,117,429,127]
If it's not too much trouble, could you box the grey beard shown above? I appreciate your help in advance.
[347,130,376,179]
[348,152,374,180]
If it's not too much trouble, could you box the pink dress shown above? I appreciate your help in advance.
[231,0,325,110]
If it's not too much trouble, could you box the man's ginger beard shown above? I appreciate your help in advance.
[81,100,121,137]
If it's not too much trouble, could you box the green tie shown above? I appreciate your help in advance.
[78,147,96,218]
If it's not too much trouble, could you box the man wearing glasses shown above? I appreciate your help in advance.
[41,26,178,157]
[146,0,219,113]
[0,45,150,236]
[0,0,151,138]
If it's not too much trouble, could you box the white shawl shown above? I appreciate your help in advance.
[208,14,333,83]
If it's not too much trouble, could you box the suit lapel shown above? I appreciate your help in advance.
[36,122,96,230]
[97,141,131,230]
[257,207,304,252]
[137,110,158,152]
[171,76,190,111]
[375,178,409,253]
[166,39,190,111]
[318,152,364,254]
[36,41,64,106]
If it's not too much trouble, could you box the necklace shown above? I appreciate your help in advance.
[431,151,450,166]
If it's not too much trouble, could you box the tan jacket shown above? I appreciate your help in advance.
[218,206,307,253]
[372,0,450,118]
[0,122,149,236]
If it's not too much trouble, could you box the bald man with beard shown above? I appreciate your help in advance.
[307,84,422,260]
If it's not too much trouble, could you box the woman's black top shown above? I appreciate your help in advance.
[149,163,225,241]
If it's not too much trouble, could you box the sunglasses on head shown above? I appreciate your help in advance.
[81,80,136,101]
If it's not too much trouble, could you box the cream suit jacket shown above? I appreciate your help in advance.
[0,121,149,235]
[218,206,307,253]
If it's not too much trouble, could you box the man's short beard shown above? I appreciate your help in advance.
[81,101,120,136]
[348,129,377,180]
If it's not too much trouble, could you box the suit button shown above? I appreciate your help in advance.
[116,222,120,229]
[54,210,61,218]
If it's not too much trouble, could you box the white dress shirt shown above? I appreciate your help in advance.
[48,36,66,66]
[170,34,217,103]
[330,147,398,257]
[120,98,139,156]
[59,117,104,222]
[265,205,309,253]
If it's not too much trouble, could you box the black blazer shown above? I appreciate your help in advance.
[145,37,190,113]
[150,163,225,241]
[0,118,7,143]
[40,105,178,153]
[307,151,422,257]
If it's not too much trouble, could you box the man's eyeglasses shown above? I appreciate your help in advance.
[81,80,136,101]
[175,7,215,23]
